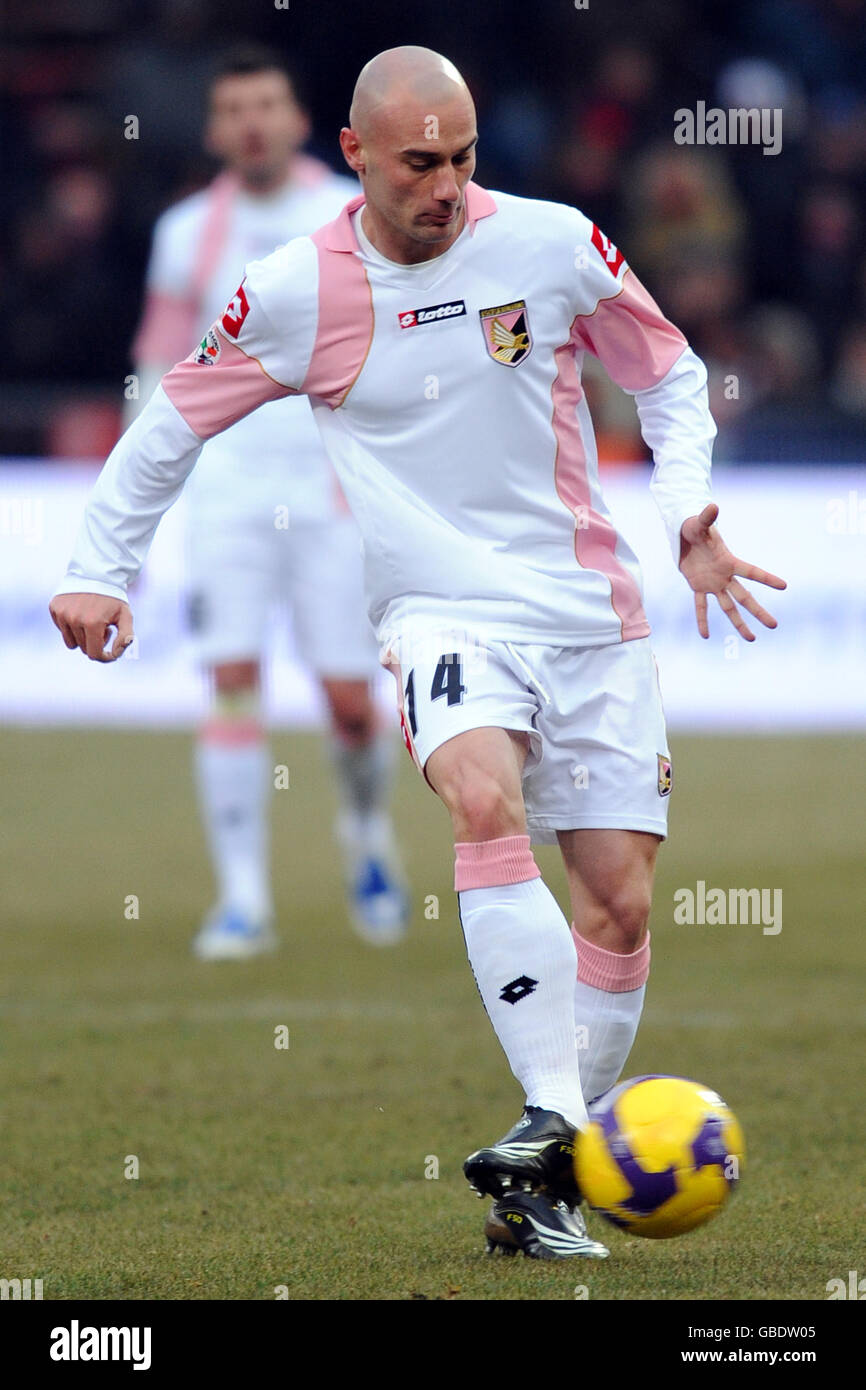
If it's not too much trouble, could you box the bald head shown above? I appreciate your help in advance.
[340,46,478,264]
[350,46,472,139]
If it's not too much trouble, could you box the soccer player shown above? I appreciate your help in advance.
[128,46,410,957]
[50,47,785,1259]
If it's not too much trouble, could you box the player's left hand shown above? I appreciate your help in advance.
[679,503,787,641]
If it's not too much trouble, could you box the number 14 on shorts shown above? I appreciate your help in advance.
[405,653,467,737]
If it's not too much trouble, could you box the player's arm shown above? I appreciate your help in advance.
[50,254,308,662]
[571,221,785,639]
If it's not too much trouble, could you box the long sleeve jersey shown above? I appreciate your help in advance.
[57,181,716,649]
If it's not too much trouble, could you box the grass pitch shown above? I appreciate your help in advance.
[1,728,863,1301]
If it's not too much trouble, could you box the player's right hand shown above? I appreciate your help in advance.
[49,593,135,663]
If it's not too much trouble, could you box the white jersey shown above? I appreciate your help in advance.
[133,155,359,521]
[59,183,716,649]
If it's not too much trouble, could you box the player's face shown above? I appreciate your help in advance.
[343,95,477,261]
[206,71,310,188]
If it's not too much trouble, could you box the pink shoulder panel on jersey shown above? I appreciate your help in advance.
[571,270,687,392]
[303,198,374,408]
[550,339,649,640]
[302,183,498,407]
[161,335,296,440]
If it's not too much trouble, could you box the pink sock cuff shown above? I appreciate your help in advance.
[200,717,264,747]
[572,926,651,992]
[454,835,541,891]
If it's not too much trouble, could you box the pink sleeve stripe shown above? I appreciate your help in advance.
[162,335,295,439]
[550,342,649,639]
[454,835,541,891]
[572,271,687,393]
[302,229,374,407]
[572,925,651,991]
[132,290,199,366]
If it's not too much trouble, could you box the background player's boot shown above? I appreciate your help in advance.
[335,809,410,946]
[464,1106,579,1200]
[484,1190,609,1260]
[191,905,277,960]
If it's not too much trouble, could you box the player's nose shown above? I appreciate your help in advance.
[432,168,460,203]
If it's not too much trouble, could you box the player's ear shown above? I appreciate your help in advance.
[339,127,365,174]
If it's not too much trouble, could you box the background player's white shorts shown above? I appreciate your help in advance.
[387,633,671,843]
[186,507,380,677]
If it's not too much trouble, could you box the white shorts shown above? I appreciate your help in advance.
[186,508,380,677]
[384,633,672,843]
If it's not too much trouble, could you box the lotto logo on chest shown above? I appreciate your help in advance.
[398,300,467,329]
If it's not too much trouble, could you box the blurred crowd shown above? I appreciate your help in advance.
[2,0,865,462]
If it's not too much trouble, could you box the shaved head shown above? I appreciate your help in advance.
[350,46,470,140]
[340,47,478,264]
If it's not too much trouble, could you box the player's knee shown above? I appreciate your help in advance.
[444,771,524,841]
[585,882,652,952]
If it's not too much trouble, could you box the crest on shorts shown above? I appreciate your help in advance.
[657,754,673,797]
[479,299,532,367]
[194,328,221,366]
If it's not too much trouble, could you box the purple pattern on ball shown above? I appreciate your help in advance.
[692,1113,737,1188]
[599,1103,678,1216]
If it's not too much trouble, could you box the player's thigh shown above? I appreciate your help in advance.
[385,635,539,838]
[426,726,531,839]
[286,515,381,680]
[186,502,278,665]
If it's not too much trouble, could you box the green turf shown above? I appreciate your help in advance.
[1,728,863,1300]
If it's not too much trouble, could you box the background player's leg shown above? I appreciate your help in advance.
[321,675,408,943]
[557,828,658,1104]
[428,727,587,1129]
[193,658,274,957]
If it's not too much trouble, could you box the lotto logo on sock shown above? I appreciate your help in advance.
[499,975,538,1005]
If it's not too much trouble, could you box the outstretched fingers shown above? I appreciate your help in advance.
[716,587,755,641]
[734,560,787,591]
[694,590,710,639]
[728,579,778,630]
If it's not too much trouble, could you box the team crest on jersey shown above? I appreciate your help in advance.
[194,328,221,366]
[657,754,673,797]
[221,282,250,339]
[479,299,532,367]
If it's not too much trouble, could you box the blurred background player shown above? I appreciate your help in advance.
[129,46,409,957]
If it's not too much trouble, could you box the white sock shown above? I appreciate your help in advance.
[456,839,587,1129]
[195,732,272,921]
[574,980,646,1104]
[571,928,651,1105]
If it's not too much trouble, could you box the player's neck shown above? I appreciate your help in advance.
[360,205,466,266]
